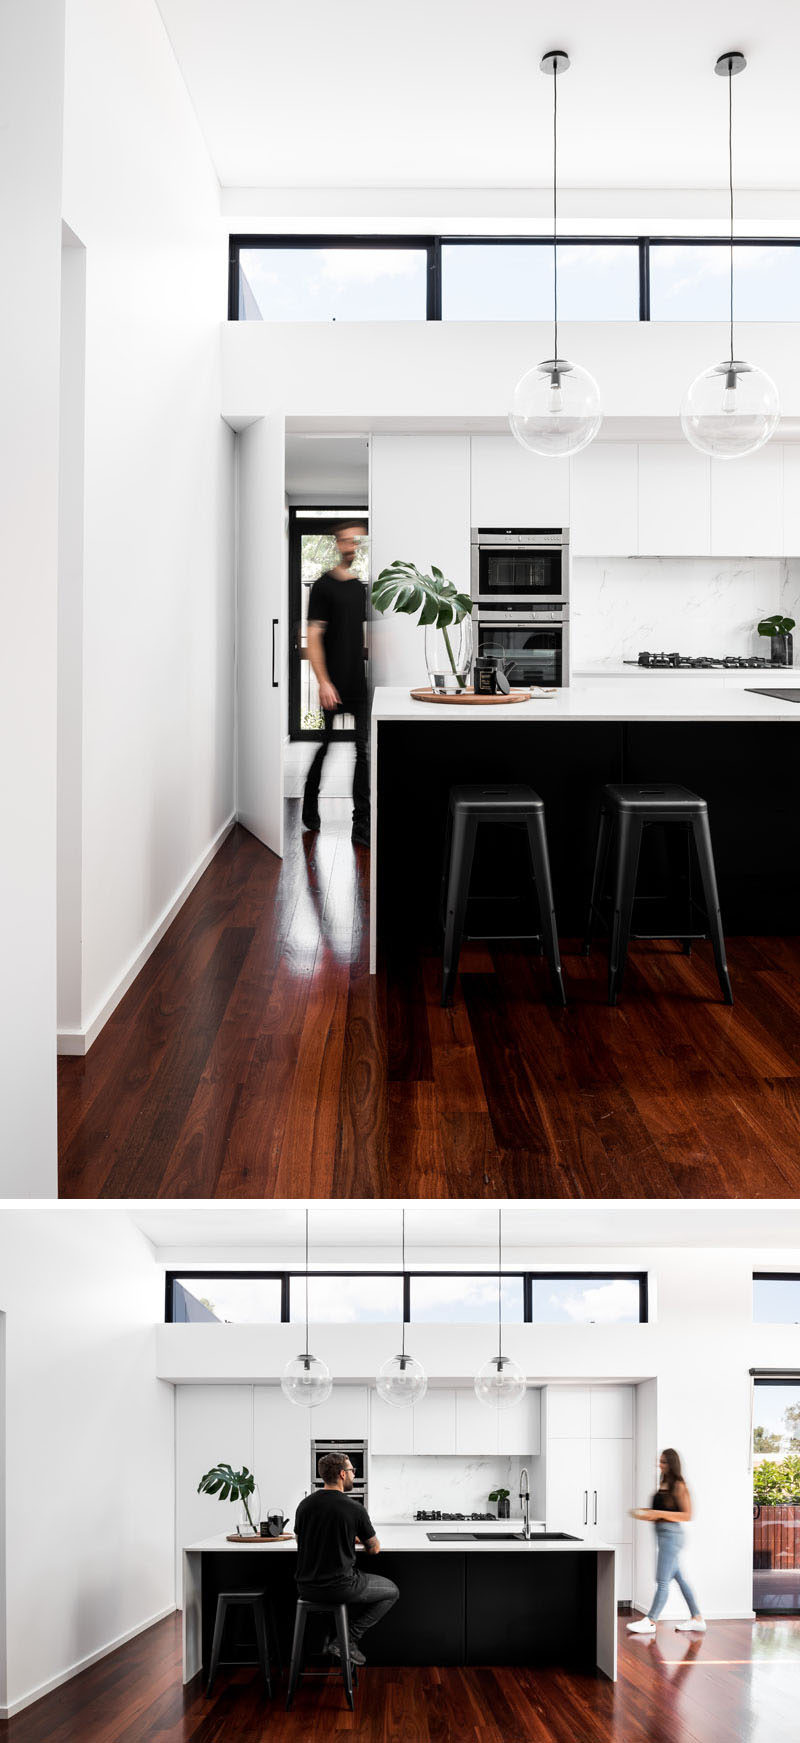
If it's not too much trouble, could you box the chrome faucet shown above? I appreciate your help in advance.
[519,1467,531,1540]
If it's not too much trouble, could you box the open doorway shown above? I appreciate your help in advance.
[752,1374,800,1613]
[288,507,369,742]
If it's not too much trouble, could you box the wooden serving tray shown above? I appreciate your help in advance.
[226,1532,294,1544]
[410,686,531,706]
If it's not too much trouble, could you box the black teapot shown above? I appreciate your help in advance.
[260,1512,290,1537]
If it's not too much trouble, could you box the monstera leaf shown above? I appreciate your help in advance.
[371,560,472,630]
[198,1462,257,1529]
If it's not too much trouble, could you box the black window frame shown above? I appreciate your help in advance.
[166,1268,648,1324]
[229,234,800,326]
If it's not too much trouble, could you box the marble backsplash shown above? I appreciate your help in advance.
[571,556,800,666]
[370,1455,526,1521]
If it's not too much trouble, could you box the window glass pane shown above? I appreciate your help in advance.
[650,244,800,320]
[531,1277,641,1325]
[753,1381,800,1459]
[238,248,428,321]
[170,1277,282,1323]
[754,1278,800,1323]
[289,1276,403,1323]
[410,1276,524,1323]
[442,243,639,320]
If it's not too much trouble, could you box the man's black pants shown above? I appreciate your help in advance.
[303,696,370,829]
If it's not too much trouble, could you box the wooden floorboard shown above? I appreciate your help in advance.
[4,1614,800,1742]
[57,804,800,1198]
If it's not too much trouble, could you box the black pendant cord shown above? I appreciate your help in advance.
[304,1208,309,1361]
[498,1208,503,1363]
[401,1208,406,1360]
[728,59,734,366]
[552,60,559,364]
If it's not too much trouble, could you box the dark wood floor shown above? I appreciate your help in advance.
[58,803,800,1198]
[3,1613,800,1742]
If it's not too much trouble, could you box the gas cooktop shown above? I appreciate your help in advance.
[626,651,776,670]
[414,1510,496,1522]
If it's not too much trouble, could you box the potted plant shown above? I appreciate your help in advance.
[757,613,795,667]
[198,1462,261,1537]
[489,1486,511,1520]
[371,560,473,693]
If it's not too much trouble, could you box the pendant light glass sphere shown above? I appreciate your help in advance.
[281,1351,332,1408]
[680,359,780,460]
[376,1352,428,1407]
[474,1353,526,1411]
[509,358,602,458]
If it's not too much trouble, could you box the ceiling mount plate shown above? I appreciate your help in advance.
[540,50,570,77]
[715,51,747,77]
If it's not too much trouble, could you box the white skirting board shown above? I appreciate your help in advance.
[0,1605,177,1719]
[57,815,236,1056]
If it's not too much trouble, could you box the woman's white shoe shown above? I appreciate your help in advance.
[675,1619,706,1632]
[627,1618,656,1633]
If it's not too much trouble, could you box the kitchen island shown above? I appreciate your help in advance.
[182,1526,617,1681]
[368,678,800,971]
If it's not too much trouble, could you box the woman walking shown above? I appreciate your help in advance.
[628,1448,706,1635]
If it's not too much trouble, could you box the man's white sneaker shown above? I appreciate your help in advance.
[627,1618,656,1634]
[675,1619,706,1632]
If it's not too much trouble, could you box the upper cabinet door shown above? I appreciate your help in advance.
[370,1388,414,1456]
[570,444,638,556]
[589,1386,633,1440]
[455,1386,498,1456]
[638,444,710,556]
[710,445,783,557]
[413,1388,457,1455]
[498,1388,542,1456]
[782,446,800,556]
[310,1385,369,1440]
[545,1386,591,1440]
[470,435,570,528]
[370,434,470,689]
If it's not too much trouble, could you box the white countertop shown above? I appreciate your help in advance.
[372,678,800,724]
[184,1527,611,1556]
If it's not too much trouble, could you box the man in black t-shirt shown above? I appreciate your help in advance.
[293,1449,399,1665]
[302,525,370,848]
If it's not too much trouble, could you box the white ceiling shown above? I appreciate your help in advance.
[130,1201,800,1255]
[156,0,800,196]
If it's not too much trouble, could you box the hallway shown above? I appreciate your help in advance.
[58,805,800,1199]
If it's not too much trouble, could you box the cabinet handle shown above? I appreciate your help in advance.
[583,1490,588,1526]
[593,1489,598,1526]
[272,619,279,688]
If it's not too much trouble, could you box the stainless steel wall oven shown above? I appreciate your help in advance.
[311,1438,368,1507]
[470,527,569,609]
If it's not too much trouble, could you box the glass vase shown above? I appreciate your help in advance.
[425,618,472,694]
[771,633,793,668]
[237,1483,261,1537]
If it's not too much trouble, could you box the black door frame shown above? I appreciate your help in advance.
[288,507,369,743]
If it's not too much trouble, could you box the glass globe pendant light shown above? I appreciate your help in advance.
[474,1209,526,1410]
[281,1208,332,1407]
[376,1208,428,1406]
[508,50,602,458]
[680,53,780,459]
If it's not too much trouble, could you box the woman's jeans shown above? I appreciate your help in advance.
[649,1522,701,1620]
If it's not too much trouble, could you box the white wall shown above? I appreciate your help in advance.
[0,1212,174,1719]
[57,0,235,1052]
[157,1240,800,1626]
[0,0,65,1193]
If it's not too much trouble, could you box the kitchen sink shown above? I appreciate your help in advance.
[426,1530,581,1543]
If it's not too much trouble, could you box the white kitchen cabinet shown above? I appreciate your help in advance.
[710,444,783,556]
[370,1388,414,1456]
[455,1386,493,1454]
[782,445,800,556]
[570,443,638,556]
[309,1385,369,1441]
[498,1388,541,1456]
[546,1386,591,1439]
[590,1385,634,1440]
[545,1437,592,1537]
[412,1388,457,1454]
[470,434,570,528]
[637,443,710,555]
[590,1436,634,1546]
[370,434,471,688]
[253,1386,312,1523]
[175,1384,254,1590]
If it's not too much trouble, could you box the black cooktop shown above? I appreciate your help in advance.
[414,1510,496,1522]
[626,651,777,669]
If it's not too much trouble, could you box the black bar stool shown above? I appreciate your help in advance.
[206,1588,272,1698]
[441,784,566,1008]
[285,1598,357,1711]
[583,782,733,1007]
